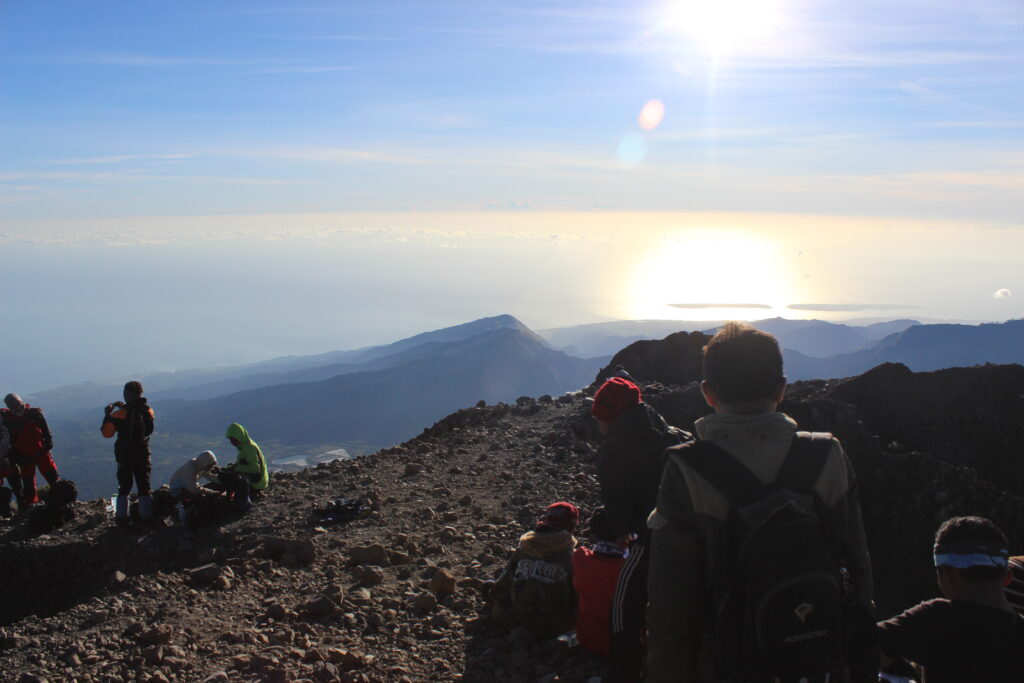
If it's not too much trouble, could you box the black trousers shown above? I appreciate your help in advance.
[609,541,649,683]
[116,452,152,496]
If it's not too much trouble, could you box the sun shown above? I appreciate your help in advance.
[665,0,784,57]
[626,229,799,320]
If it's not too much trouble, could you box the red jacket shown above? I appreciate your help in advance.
[1,406,52,459]
[572,545,624,656]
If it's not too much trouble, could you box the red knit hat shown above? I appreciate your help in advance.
[592,377,642,424]
[540,501,579,532]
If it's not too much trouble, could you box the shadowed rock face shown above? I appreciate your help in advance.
[594,330,709,386]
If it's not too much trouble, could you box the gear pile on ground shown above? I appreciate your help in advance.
[2,357,1024,682]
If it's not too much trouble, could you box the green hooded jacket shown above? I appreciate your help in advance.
[226,423,269,491]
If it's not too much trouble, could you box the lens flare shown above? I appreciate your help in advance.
[638,100,666,131]
[616,133,648,167]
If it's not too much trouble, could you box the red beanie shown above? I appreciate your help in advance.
[540,501,579,533]
[592,377,642,424]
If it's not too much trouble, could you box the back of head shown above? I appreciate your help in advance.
[537,501,579,534]
[703,322,784,403]
[934,515,1010,581]
[586,507,616,543]
[592,377,642,424]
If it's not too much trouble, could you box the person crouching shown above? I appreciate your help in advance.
[490,501,580,639]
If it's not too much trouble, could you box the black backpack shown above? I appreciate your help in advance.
[680,434,847,683]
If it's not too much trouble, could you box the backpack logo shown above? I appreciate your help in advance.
[794,602,815,623]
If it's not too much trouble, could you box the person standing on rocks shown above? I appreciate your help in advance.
[879,515,1024,681]
[592,376,689,682]
[490,501,580,639]
[0,418,17,515]
[102,380,155,525]
[2,392,60,507]
[646,322,877,682]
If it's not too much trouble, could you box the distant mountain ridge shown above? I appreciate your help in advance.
[159,325,599,445]
[785,319,1024,380]
[30,314,535,417]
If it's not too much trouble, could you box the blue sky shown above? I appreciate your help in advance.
[1,1,1023,391]
[2,0,1022,220]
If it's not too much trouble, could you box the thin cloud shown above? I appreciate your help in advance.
[242,65,357,75]
[788,304,920,312]
[47,154,196,165]
[994,288,1013,299]
[670,303,772,309]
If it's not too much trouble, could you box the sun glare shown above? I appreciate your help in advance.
[666,0,783,57]
[626,229,798,320]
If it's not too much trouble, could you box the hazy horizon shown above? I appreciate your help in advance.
[2,2,1023,392]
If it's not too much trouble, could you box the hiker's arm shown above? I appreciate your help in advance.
[877,600,938,671]
[233,446,260,475]
[829,442,879,682]
[647,459,703,683]
[595,438,633,537]
[36,412,53,453]
[143,407,155,437]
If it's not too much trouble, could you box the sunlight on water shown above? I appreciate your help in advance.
[625,228,799,320]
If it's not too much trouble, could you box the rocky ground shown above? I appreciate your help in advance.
[3,352,1024,683]
[0,393,609,683]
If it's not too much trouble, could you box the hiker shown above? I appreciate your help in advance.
[592,376,689,681]
[1007,556,1024,615]
[0,420,17,516]
[612,365,637,383]
[879,515,1024,681]
[221,423,268,506]
[101,380,155,525]
[168,450,219,500]
[647,322,877,682]
[490,501,579,639]
[572,507,626,656]
[2,393,60,507]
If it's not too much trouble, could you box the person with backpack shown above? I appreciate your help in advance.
[646,322,877,683]
[102,380,155,525]
[2,393,60,507]
[572,507,626,657]
[879,515,1023,681]
[489,501,580,639]
[592,376,689,681]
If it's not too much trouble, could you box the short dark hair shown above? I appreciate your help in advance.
[123,380,144,395]
[703,322,784,403]
[586,507,616,542]
[935,516,1009,581]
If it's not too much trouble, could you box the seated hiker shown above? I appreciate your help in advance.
[572,507,626,656]
[878,515,1024,682]
[169,450,219,501]
[28,478,77,535]
[491,501,579,639]
[1006,556,1024,615]
[222,423,268,506]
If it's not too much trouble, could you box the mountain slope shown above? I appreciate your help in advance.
[29,315,538,416]
[785,319,1024,380]
[160,327,600,446]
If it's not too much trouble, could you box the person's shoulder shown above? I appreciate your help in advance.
[889,598,952,622]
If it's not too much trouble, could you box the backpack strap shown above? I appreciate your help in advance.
[677,440,765,507]
[774,432,833,493]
